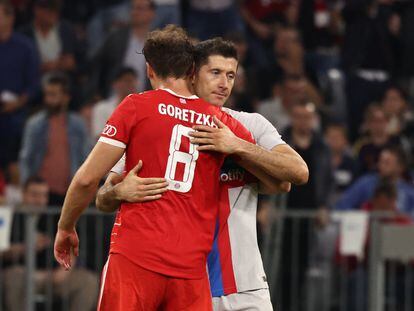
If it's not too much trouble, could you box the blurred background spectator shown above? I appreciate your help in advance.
[0,0,40,195]
[88,0,154,98]
[1,176,98,311]
[19,0,79,76]
[90,66,138,140]
[336,146,414,217]
[324,123,358,205]
[19,73,89,206]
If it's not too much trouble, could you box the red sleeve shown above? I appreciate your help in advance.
[99,94,137,147]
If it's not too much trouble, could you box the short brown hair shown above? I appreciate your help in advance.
[143,25,194,79]
[0,0,14,16]
[194,38,238,71]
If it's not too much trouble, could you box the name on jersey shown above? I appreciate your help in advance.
[220,169,245,182]
[158,103,217,128]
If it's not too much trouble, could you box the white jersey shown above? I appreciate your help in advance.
[110,109,285,296]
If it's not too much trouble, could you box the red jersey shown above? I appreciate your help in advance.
[99,89,254,279]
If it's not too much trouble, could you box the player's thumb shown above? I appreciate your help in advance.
[130,160,143,176]
[213,116,226,129]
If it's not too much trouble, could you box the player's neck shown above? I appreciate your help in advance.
[157,78,194,98]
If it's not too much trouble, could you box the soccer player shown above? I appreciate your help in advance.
[96,38,309,310]
[54,26,255,311]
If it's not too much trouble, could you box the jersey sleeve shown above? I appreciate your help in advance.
[248,113,286,150]
[221,112,255,144]
[111,153,126,174]
[98,95,137,148]
[223,109,285,150]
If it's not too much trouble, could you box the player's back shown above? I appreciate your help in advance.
[100,89,253,279]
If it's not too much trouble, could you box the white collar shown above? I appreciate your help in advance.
[160,88,198,99]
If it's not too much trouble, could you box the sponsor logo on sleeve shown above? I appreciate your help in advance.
[102,124,117,137]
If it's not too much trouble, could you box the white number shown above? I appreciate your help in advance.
[165,124,199,193]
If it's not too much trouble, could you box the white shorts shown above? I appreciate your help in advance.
[212,288,273,311]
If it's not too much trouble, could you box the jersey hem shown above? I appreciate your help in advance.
[99,137,126,148]
[109,247,207,280]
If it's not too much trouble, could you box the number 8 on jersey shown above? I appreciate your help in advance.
[165,124,199,193]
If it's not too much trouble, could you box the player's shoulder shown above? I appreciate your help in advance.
[221,108,269,129]
[222,108,263,121]
[119,91,156,105]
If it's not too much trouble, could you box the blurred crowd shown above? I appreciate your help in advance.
[1,0,414,216]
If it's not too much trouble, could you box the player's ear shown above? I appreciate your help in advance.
[146,62,154,80]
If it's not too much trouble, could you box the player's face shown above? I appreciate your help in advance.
[193,55,238,107]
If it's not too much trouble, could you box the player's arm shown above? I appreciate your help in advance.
[190,116,309,185]
[95,172,124,213]
[96,160,169,213]
[54,142,124,269]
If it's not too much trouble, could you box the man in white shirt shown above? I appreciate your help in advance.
[91,67,138,140]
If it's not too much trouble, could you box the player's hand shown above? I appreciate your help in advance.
[190,116,243,154]
[54,228,79,271]
[114,160,169,203]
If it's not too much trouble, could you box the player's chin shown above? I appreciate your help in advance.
[210,95,227,107]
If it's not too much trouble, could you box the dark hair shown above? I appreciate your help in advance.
[34,0,61,11]
[114,67,138,81]
[0,0,14,16]
[373,178,397,199]
[24,176,47,191]
[143,25,194,79]
[194,38,238,71]
[46,72,70,94]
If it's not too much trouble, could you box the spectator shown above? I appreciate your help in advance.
[20,0,79,75]
[2,176,98,311]
[91,67,138,140]
[283,101,333,211]
[152,0,181,29]
[278,102,333,310]
[86,1,132,57]
[336,146,414,217]
[324,123,358,205]
[186,0,243,41]
[89,0,154,97]
[0,0,40,185]
[254,25,303,98]
[297,0,343,82]
[336,178,411,311]
[342,0,399,140]
[258,73,323,132]
[240,0,290,67]
[380,85,413,136]
[354,104,401,175]
[19,73,90,205]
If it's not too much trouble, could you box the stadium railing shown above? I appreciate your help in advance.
[1,207,414,311]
